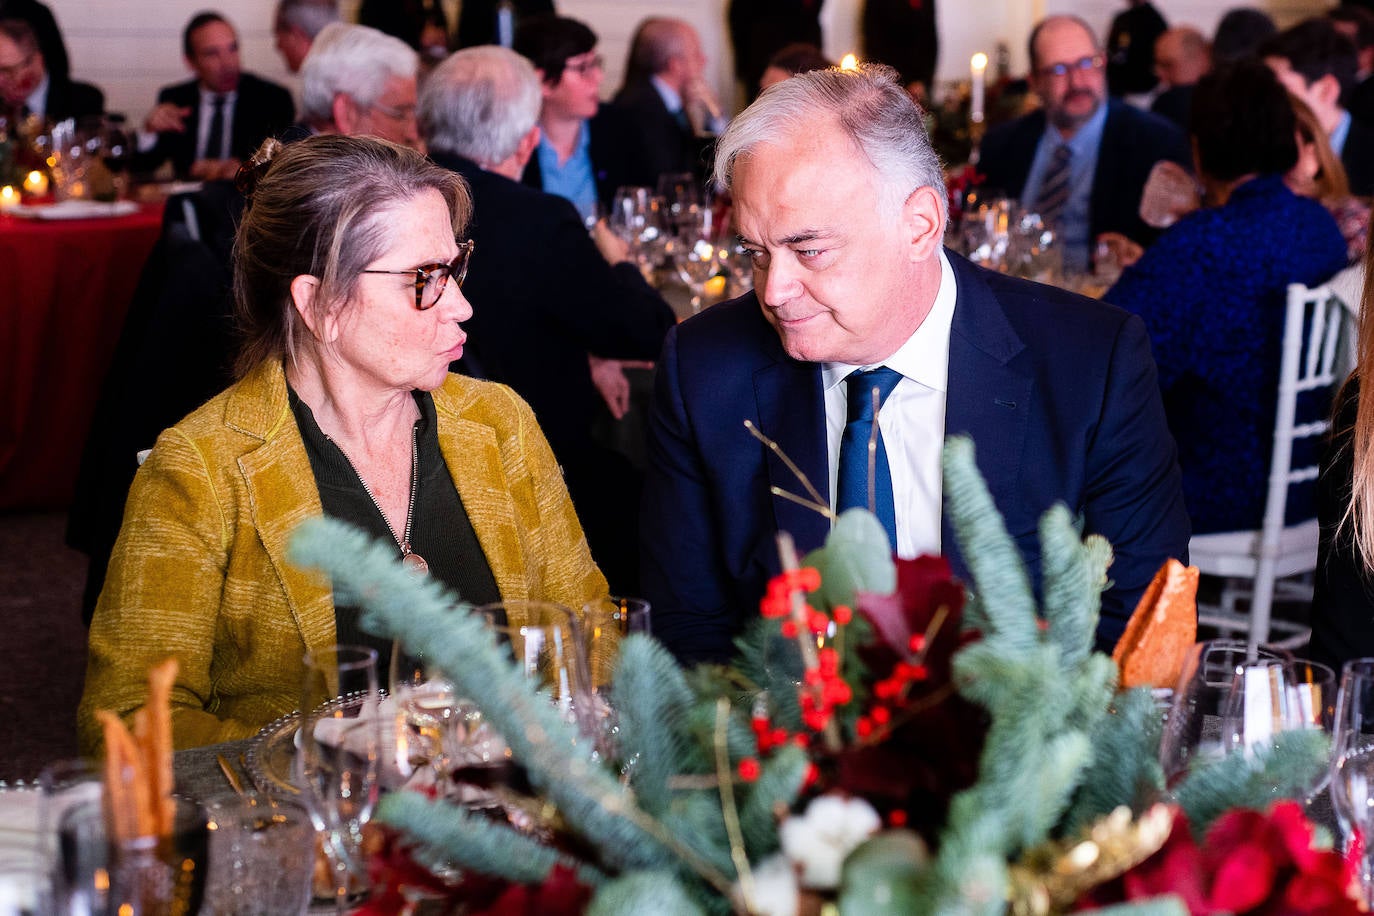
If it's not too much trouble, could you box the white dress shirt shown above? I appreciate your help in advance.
[822,249,957,559]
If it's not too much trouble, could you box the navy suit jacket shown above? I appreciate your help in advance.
[977,100,1190,249]
[1342,116,1374,198]
[612,78,711,182]
[137,73,294,179]
[641,251,1191,664]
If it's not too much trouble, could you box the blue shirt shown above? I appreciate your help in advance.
[536,122,598,224]
[1019,102,1108,273]
[1105,174,1347,534]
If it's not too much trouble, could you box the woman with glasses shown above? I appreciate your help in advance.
[78,135,607,751]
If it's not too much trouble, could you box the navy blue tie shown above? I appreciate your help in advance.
[836,367,903,551]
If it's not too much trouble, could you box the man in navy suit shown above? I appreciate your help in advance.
[978,15,1189,274]
[641,63,1191,666]
[136,12,294,180]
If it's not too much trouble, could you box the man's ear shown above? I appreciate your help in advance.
[331,92,361,134]
[290,274,339,343]
[535,69,556,99]
[901,185,947,261]
[1314,72,1343,109]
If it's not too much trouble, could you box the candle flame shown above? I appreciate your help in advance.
[971,52,988,71]
[839,53,859,71]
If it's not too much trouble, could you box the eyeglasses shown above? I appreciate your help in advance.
[360,239,475,311]
[366,100,417,123]
[564,53,604,77]
[1035,54,1105,79]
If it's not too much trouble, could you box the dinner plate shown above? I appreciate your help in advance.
[10,200,140,220]
[245,709,304,798]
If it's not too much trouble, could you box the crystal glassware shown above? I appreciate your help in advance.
[1330,658,1374,905]
[203,792,313,916]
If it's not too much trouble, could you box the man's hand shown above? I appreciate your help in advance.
[589,356,654,419]
[1095,232,1144,270]
[144,103,192,134]
[189,158,242,181]
[591,219,631,266]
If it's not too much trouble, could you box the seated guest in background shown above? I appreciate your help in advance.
[1312,235,1374,672]
[1105,0,1168,98]
[78,135,608,750]
[0,18,100,122]
[298,22,421,150]
[978,15,1189,274]
[614,17,726,184]
[757,42,832,95]
[419,45,676,593]
[136,11,294,180]
[272,0,338,74]
[1211,6,1275,65]
[1329,5,1374,125]
[513,15,640,220]
[1105,61,1346,538]
[1289,93,1370,264]
[642,63,1190,665]
[1150,26,1210,130]
[1263,17,1374,197]
[0,0,65,80]
[358,0,448,62]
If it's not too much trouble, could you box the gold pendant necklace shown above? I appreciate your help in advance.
[328,424,428,576]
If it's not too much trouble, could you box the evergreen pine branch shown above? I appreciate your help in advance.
[1062,687,1164,835]
[1038,504,1108,671]
[376,791,604,886]
[1173,728,1329,836]
[608,635,695,818]
[586,870,710,916]
[738,744,808,859]
[732,619,804,732]
[941,436,1039,653]
[289,519,679,875]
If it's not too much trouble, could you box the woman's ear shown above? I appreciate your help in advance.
[289,274,339,343]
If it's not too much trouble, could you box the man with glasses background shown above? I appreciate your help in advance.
[296,22,422,151]
[978,14,1189,274]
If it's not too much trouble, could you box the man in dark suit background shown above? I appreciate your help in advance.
[0,0,65,80]
[0,17,100,123]
[978,15,1189,274]
[136,11,294,180]
[641,63,1190,665]
[1264,17,1374,197]
[419,45,677,593]
[613,17,724,184]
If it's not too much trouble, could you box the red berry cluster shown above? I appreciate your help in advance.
[759,567,821,620]
[855,633,933,742]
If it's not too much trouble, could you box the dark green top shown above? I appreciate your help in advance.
[288,385,501,674]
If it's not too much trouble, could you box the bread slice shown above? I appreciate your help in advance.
[1111,558,1199,690]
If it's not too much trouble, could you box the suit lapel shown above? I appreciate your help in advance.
[754,354,830,553]
[227,363,336,660]
[432,384,530,602]
[941,252,1033,567]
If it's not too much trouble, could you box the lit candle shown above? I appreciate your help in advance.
[23,170,48,196]
[0,185,17,211]
[970,52,988,124]
[839,53,858,71]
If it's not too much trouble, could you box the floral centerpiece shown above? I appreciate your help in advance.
[288,435,1352,915]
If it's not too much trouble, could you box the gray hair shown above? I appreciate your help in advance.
[714,62,945,219]
[420,46,542,166]
[274,0,339,39]
[626,17,690,80]
[300,22,418,123]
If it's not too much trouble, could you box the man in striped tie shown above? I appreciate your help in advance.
[641,62,1191,666]
[979,15,1189,274]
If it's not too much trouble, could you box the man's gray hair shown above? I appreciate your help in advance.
[274,0,338,39]
[300,23,417,122]
[420,46,542,166]
[626,17,689,79]
[714,63,945,218]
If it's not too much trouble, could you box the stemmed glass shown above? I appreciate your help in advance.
[295,645,380,913]
[388,641,459,789]
[656,172,703,237]
[1330,658,1374,905]
[608,186,668,280]
[671,218,723,314]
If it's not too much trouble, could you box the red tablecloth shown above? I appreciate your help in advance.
[0,202,164,509]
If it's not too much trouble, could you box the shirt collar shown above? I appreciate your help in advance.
[1041,99,1108,157]
[199,87,238,105]
[821,248,957,394]
[25,70,48,116]
[1332,109,1353,157]
[651,74,682,113]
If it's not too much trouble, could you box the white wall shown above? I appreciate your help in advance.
[46,0,1335,125]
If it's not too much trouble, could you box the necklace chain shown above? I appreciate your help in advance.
[327,425,423,567]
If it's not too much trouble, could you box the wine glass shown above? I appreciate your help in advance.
[609,186,668,279]
[583,596,651,690]
[1331,659,1374,901]
[656,172,702,237]
[1159,640,1297,786]
[672,236,722,314]
[388,641,459,789]
[295,645,380,913]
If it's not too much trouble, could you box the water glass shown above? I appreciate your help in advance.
[388,640,459,785]
[296,645,380,911]
[40,759,105,915]
[583,597,650,689]
[203,793,313,916]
